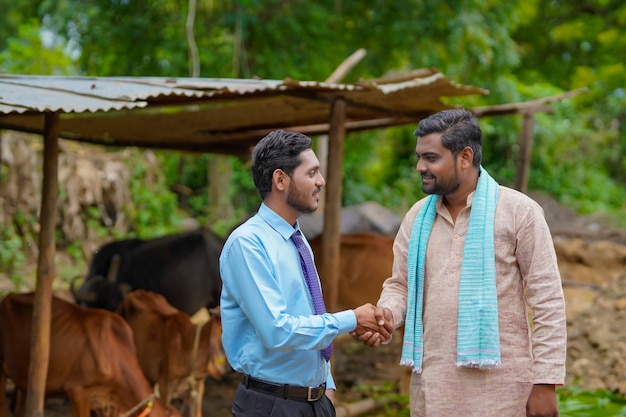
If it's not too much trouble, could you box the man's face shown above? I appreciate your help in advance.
[415,133,460,195]
[286,149,325,214]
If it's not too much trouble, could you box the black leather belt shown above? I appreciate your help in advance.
[242,374,326,402]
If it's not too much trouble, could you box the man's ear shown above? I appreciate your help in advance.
[459,147,474,168]
[272,169,288,192]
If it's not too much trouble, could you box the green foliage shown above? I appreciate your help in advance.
[40,0,190,76]
[0,226,26,288]
[513,0,626,204]
[0,18,77,74]
[157,151,257,234]
[0,1,41,52]
[342,126,426,215]
[159,152,210,220]
[125,153,186,239]
[1,0,626,231]
[224,155,258,219]
[558,387,626,416]
[344,383,410,417]
[528,96,626,215]
[55,239,87,287]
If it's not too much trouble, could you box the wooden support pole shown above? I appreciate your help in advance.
[316,48,367,214]
[320,98,346,313]
[26,112,59,417]
[514,111,535,193]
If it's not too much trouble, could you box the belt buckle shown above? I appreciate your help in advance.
[307,387,322,401]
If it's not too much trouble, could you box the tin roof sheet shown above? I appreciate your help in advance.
[0,70,488,155]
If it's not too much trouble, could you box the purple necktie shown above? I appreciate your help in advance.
[291,230,333,362]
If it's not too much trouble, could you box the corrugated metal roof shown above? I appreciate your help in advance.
[0,69,489,155]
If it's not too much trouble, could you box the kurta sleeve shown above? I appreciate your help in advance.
[516,201,567,384]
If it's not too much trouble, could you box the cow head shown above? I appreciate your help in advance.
[72,254,132,311]
[72,276,128,311]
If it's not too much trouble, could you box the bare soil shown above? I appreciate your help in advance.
[200,333,406,417]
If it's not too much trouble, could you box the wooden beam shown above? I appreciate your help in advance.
[320,98,346,313]
[335,397,391,417]
[26,112,59,417]
[471,88,588,117]
[325,48,367,84]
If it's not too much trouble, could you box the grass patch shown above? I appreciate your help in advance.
[558,387,626,417]
[343,385,626,416]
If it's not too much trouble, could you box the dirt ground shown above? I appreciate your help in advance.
[199,333,407,417]
[6,192,626,417]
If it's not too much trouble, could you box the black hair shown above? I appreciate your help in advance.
[414,109,482,167]
[250,129,312,199]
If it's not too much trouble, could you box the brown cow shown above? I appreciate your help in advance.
[309,233,394,310]
[0,292,178,417]
[116,290,227,417]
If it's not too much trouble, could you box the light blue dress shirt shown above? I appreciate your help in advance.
[220,203,357,390]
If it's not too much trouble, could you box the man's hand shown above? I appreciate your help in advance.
[324,388,335,404]
[526,384,558,417]
[351,305,393,347]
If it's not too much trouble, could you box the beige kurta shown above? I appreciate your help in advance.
[378,186,567,417]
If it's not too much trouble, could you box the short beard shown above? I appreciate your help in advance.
[421,160,461,195]
[422,180,460,195]
[286,182,318,214]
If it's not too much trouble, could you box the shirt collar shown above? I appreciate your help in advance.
[257,203,301,240]
[435,190,477,212]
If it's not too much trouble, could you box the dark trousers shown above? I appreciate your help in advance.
[231,381,336,417]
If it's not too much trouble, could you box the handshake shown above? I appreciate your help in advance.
[351,303,394,347]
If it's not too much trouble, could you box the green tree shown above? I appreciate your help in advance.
[515,0,626,167]
[3,0,625,224]
[0,19,77,74]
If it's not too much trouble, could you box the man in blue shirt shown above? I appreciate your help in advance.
[220,129,392,417]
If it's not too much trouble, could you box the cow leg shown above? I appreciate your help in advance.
[157,375,172,406]
[189,378,204,417]
[11,389,26,417]
[9,388,23,417]
[67,387,91,417]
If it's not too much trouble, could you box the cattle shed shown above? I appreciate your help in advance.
[0,68,582,417]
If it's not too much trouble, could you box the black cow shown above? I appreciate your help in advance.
[73,228,224,316]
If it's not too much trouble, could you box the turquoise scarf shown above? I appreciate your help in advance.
[401,166,501,372]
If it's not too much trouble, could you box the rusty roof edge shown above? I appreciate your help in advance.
[362,67,440,85]
[282,77,362,91]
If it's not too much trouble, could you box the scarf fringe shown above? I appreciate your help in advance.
[400,358,423,374]
[456,360,502,370]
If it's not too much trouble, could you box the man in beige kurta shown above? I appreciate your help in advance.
[379,187,567,416]
[369,109,567,417]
